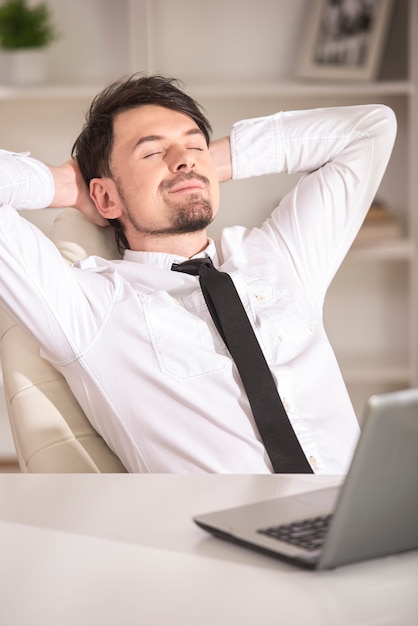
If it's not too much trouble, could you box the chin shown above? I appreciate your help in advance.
[173,200,213,233]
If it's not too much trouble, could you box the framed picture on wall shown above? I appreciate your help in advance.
[297,0,394,81]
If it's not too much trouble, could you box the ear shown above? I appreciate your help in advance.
[89,177,123,220]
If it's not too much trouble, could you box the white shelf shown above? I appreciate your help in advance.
[341,361,411,385]
[0,84,103,101]
[0,80,414,102]
[191,80,415,99]
[348,237,414,261]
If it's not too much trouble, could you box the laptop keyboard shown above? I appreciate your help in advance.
[257,513,333,551]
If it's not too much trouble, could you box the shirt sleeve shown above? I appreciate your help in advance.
[230,105,396,181]
[0,149,54,209]
[0,149,115,363]
[229,105,397,308]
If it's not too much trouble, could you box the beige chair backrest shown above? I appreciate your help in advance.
[0,209,127,472]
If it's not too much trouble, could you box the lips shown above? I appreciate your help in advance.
[169,180,205,194]
[160,172,210,194]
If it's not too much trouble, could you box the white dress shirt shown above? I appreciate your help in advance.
[0,104,396,473]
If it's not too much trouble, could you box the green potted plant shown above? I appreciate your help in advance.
[0,0,58,85]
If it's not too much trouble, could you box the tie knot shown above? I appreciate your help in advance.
[171,257,213,276]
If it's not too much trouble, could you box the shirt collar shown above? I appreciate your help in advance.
[123,239,218,270]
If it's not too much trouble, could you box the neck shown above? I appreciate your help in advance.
[128,230,210,259]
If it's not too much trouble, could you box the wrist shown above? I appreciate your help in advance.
[48,160,80,208]
[209,137,232,183]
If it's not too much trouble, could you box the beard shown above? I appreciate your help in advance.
[162,194,213,234]
[116,173,214,237]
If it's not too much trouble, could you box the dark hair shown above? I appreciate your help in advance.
[72,73,212,252]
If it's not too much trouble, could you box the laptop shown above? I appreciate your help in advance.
[194,388,418,570]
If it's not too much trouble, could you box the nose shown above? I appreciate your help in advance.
[166,145,196,173]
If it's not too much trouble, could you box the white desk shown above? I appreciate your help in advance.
[0,474,416,626]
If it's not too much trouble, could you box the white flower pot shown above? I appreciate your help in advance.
[10,48,47,85]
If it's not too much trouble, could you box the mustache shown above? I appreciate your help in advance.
[159,171,210,191]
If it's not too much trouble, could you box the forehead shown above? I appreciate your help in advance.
[112,104,199,144]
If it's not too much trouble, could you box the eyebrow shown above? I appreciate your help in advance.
[134,128,204,150]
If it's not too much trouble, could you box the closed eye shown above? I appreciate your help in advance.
[144,146,203,158]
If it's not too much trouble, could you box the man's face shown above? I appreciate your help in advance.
[107,104,219,244]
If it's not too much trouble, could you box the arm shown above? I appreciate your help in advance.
[228,105,397,306]
[230,105,396,181]
[209,137,232,183]
[0,148,54,209]
[49,159,108,226]
[0,149,106,225]
[0,149,107,360]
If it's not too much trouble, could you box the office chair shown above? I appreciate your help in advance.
[0,208,127,472]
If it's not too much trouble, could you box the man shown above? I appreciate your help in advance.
[0,74,396,473]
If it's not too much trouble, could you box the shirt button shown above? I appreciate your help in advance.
[309,455,318,469]
[283,400,291,412]
[255,294,266,303]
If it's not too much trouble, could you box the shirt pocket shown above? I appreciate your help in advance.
[247,279,315,364]
[142,290,229,380]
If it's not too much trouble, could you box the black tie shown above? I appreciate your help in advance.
[172,257,313,473]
